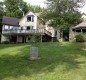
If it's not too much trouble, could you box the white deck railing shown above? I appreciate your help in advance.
[2,29,52,36]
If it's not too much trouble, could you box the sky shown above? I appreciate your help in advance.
[24,0,46,7]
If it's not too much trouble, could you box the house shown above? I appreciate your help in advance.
[69,21,86,41]
[1,12,60,43]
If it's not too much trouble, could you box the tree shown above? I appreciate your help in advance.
[4,0,29,18]
[41,0,84,40]
[28,4,43,13]
[0,1,4,17]
[2,0,43,18]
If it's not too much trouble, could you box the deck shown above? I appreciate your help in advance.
[2,29,52,36]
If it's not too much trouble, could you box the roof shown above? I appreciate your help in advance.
[19,11,36,22]
[34,13,39,16]
[73,21,86,28]
[2,16,20,26]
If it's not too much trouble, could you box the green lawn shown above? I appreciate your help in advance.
[0,42,86,80]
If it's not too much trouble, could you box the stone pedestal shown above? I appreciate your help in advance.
[29,47,39,60]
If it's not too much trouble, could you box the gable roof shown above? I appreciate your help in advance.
[74,21,86,28]
[19,11,41,23]
[19,11,37,22]
[2,12,40,26]
[2,16,20,26]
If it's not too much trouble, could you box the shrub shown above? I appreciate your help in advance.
[75,33,84,42]
[2,41,9,44]
[30,35,41,43]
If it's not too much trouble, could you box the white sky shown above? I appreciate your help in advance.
[24,0,46,7]
[80,6,86,13]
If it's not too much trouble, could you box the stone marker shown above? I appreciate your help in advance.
[30,47,39,60]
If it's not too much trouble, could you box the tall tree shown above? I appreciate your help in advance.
[28,4,43,13]
[4,0,28,18]
[3,0,43,18]
[0,1,4,17]
[41,0,84,39]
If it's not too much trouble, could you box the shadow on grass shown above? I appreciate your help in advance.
[0,43,32,49]
[0,42,86,80]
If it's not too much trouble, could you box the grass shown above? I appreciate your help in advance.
[0,42,86,80]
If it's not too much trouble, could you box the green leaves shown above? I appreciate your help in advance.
[0,0,43,18]
[40,0,84,39]
[44,0,84,27]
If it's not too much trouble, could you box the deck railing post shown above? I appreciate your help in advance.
[41,35,43,43]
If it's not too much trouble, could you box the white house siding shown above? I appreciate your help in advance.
[45,25,55,37]
[19,12,37,29]
[1,25,9,43]
[69,28,75,40]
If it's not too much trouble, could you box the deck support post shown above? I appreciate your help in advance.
[81,29,83,33]
[9,34,11,43]
[17,35,18,43]
[25,35,26,43]
[24,36,25,43]
[41,35,43,43]
[51,37,54,42]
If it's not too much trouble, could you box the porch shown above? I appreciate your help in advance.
[69,27,86,41]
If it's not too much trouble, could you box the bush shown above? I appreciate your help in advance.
[30,35,41,43]
[75,33,84,42]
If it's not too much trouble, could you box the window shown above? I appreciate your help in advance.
[72,29,75,32]
[76,29,81,32]
[27,15,34,22]
[27,16,31,21]
[4,25,9,30]
[82,29,86,33]
[9,26,13,30]
[27,26,30,30]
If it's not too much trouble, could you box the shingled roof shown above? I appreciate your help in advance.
[2,16,20,26]
[74,21,86,28]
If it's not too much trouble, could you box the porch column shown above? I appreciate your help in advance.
[81,29,83,33]
[17,35,18,43]
[23,36,26,43]
[24,36,25,43]
[51,37,54,42]
[41,35,43,43]
[9,34,11,43]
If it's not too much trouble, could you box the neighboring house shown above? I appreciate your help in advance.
[1,12,60,43]
[69,21,86,41]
